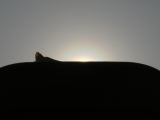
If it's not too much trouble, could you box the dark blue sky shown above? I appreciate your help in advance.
[0,0,160,69]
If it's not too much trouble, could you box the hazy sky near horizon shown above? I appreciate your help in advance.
[0,0,160,69]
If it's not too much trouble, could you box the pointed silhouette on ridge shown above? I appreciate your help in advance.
[35,52,59,62]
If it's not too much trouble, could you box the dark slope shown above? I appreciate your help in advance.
[0,61,160,119]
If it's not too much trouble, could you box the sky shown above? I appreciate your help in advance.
[0,0,160,69]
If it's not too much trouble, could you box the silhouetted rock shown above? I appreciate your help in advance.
[35,52,59,62]
[0,53,159,119]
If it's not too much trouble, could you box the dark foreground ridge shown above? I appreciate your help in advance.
[0,53,160,119]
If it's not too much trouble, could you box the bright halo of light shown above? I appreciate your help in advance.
[73,56,92,62]
[53,38,114,62]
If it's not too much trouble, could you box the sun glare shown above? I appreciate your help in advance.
[56,39,109,62]
[78,58,90,62]
[74,56,92,62]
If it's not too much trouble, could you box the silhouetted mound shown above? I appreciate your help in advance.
[0,53,159,119]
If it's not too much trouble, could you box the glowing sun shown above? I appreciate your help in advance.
[72,56,94,62]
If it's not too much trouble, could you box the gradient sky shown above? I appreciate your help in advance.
[0,0,160,69]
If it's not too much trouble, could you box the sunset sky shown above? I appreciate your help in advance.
[0,0,160,69]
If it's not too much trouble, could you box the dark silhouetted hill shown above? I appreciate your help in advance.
[0,54,160,119]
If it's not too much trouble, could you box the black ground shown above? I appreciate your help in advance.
[0,61,159,119]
